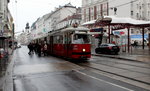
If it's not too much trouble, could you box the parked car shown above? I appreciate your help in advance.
[95,43,120,54]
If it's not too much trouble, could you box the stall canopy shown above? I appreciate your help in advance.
[82,16,150,52]
[82,16,150,26]
[103,16,150,26]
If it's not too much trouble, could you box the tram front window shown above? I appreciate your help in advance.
[73,34,90,44]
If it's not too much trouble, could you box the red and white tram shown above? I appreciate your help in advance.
[45,26,91,59]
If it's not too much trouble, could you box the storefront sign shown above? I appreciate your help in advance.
[113,31,125,35]
[111,25,125,30]
[130,34,148,39]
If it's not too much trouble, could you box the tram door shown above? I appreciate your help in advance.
[50,36,53,54]
[64,32,71,58]
[64,33,68,57]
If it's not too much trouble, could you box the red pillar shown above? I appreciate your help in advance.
[89,8,91,21]
[142,27,145,49]
[108,25,111,43]
[149,33,150,50]
[101,4,103,16]
[127,28,130,52]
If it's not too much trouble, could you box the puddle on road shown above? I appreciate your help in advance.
[14,61,83,75]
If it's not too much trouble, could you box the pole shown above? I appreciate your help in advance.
[12,23,15,50]
[127,27,130,53]
[108,25,111,43]
[142,27,144,49]
[148,33,150,51]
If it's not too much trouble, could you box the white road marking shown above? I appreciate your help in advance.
[74,70,134,91]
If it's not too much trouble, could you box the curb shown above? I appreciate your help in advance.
[92,54,146,63]
[3,54,14,91]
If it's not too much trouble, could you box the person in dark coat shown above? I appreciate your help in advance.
[28,43,32,55]
[37,43,42,56]
[34,42,38,54]
[28,42,34,55]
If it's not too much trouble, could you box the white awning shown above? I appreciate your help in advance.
[104,16,150,25]
[82,20,96,25]
[82,16,150,26]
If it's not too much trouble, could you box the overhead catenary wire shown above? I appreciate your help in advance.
[110,0,139,8]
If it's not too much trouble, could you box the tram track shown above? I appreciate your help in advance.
[92,56,150,69]
[89,56,150,75]
[76,62,150,86]
[88,61,150,75]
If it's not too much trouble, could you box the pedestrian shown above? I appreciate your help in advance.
[30,42,34,54]
[43,42,48,56]
[133,41,138,48]
[32,42,36,53]
[27,43,31,55]
[34,42,38,54]
[28,42,34,55]
[37,43,42,57]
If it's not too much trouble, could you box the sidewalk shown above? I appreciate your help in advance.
[0,48,14,91]
[92,47,150,63]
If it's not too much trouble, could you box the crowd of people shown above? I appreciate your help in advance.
[27,41,48,57]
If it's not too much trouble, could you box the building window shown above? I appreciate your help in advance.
[137,4,138,9]
[0,0,1,11]
[139,6,141,10]
[89,8,91,21]
[131,11,133,16]
[136,13,139,19]
[142,4,144,8]
[148,11,150,17]
[86,0,89,5]
[142,11,144,18]
[84,9,86,22]
[140,15,141,19]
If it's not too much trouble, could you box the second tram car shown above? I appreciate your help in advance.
[34,26,91,59]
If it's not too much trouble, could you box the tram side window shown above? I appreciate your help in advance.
[64,35,68,44]
[53,35,63,44]
[59,36,63,44]
[0,40,4,48]
[53,36,57,44]
[73,34,90,44]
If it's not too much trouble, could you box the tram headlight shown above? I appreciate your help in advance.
[82,49,86,52]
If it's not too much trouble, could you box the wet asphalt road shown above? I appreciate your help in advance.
[12,46,148,91]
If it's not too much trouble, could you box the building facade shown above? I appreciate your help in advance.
[0,0,14,56]
[82,0,150,47]
[0,0,13,37]
[130,0,150,45]
[82,0,109,23]
[29,3,81,42]
[82,0,150,22]
[131,0,150,21]
[0,0,14,36]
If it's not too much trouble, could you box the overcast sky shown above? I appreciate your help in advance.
[8,0,81,33]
